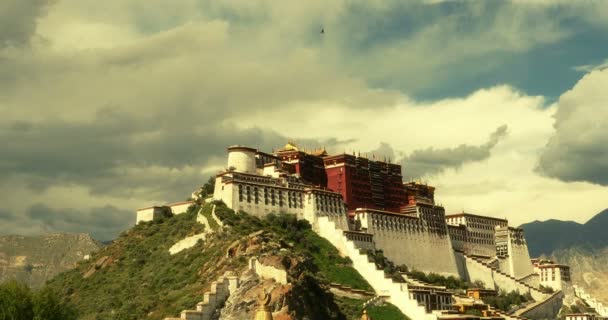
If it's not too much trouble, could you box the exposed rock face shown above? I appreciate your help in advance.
[0,233,101,287]
[550,246,608,305]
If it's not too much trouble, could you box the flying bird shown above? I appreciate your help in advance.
[321,27,325,34]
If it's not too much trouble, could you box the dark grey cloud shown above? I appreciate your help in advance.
[536,69,608,185]
[401,125,508,178]
[0,0,52,48]
[25,203,132,241]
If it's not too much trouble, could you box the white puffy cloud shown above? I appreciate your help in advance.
[537,69,608,186]
[1,0,608,240]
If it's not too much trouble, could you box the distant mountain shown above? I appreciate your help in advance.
[520,209,608,257]
[550,246,608,305]
[0,233,101,288]
[520,209,608,306]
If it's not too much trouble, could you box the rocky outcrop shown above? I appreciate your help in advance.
[0,233,100,288]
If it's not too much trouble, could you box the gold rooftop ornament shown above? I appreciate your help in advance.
[361,309,371,320]
[253,290,273,320]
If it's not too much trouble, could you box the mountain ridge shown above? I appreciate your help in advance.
[0,232,101,288]
[519,208,608,257]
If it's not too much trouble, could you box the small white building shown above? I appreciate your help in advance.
[532,258,571,291]
[136,206,171,224]
[168,201,195,215]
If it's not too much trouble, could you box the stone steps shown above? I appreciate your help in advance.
[164,271,239,320]
[464,253,546,298]
[316,216,438,320]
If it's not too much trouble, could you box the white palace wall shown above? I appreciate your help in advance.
[508,241,534,280]
[359,211,460,277]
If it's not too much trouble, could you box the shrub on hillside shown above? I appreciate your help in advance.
[0,280,77,320]
[482,290,533,312]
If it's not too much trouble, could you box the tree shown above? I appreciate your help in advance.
[0,280,77,320]
[202,176,215,196]
[0,280,34,320]
[33,287,77,320]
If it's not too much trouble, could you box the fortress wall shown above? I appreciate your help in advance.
[519,273,540,288]
[519,291,564,320]
[372,229,459,276]
[492,269,545,301]
[498,257,510,275]
[365,213,460,277]
[456,251,496,289]
[509,243,534,279]
[467,242,497,258]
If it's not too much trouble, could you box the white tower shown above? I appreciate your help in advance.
[226,145,257,174]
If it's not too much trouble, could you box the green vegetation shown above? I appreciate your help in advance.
[365,249,479,290]
[481,290,533,312]
[200,203,220,230]
[334,297,410,320]
[46,205,221,320]
[202,176,215,196]
[47,202,373,319]
[215,203,372,291]
[0,279,77,320]
[407,270,477,290]
[464,309,483,316]
[539,284,555,293]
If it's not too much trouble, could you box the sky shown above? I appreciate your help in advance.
[2,0,608,240]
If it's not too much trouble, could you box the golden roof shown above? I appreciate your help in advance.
[284,141,299,151]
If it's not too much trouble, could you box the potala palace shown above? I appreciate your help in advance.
[137,143,607,320]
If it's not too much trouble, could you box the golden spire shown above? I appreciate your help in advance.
[361,309,371,320]
[254,290,273,320]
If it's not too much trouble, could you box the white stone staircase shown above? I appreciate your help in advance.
[316,216,437,320]
[164,271,239,320]
[460,252,548,301]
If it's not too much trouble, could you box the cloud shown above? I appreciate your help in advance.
[572,59,608,73]
[0,0,53,48]
[24,204,132,241]
[401,125,508,178]
[1,0,608,240]
[537,69,608,186]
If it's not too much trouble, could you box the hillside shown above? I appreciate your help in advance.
[45,203,408,320]
[0,233,100,288]
[551,246,608,305]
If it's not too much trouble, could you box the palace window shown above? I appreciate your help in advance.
[239,185,243,202]
[279,191,283,207]
[254,187,259,204]
[246,186,251,203]
[271,189,276,206]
